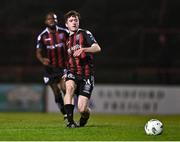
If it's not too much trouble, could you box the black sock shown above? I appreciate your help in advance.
[64,104,74,124]
[56,103,66,115]
[55,92,66,115]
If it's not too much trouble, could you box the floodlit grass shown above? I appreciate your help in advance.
[0,112,179,141]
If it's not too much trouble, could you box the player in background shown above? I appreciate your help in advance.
[36,12,68,121]
[64,10,101,128]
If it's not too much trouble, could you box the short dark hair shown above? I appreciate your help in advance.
[64,10,80,23]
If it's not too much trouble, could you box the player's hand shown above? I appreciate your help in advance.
[62,74,67,81]
[63,69,67,81]
[42,58,50,66]
[73,48,85,57]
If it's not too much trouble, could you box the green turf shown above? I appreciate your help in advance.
[0,112,179,141]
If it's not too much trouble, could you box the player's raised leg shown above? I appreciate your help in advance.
[77,95,90,127]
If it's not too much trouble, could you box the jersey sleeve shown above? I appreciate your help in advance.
[84,30,97,46]
[36,34,43,49]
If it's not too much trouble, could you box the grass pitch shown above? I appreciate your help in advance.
[0,112,179,141]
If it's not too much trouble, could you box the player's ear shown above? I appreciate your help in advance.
[65,23,68,28]
[44,19,48,25]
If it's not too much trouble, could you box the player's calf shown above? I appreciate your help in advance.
[78,110,90,127]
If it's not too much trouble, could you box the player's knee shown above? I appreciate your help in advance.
[66,84,75,93]
[50,85,60,95]
[59,81,66,93]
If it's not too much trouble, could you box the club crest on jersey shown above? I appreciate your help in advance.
[67,44,81,54]
[59,33,64,39]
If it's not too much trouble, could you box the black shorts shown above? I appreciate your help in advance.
[43,66,65,85]
[66,71,94,99]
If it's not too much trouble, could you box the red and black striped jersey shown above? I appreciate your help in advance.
[36,26,68,68]
[66,29,97,77]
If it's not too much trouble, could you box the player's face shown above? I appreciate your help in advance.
[66,16,79,32]
[45,14,57,28]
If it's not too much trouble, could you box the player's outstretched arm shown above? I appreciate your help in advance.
[73,43,101,57]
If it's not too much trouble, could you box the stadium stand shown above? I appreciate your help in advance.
[1,0,180,84]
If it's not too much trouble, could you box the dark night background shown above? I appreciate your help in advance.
[1,0,180,84]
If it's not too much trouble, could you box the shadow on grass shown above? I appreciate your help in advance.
[85,124,117,128]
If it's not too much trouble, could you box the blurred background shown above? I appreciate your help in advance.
[0,0,180,114]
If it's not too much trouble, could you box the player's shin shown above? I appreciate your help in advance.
[55,93,65,113]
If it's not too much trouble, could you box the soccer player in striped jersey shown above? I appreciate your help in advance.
[64,10,101,128]
[36,12,68,121]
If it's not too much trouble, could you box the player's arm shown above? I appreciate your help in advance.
[84,43,101,53]
[73,30,101,57]
[36,35,50,66]
[36,48,50,66]
[73,43,101,57]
